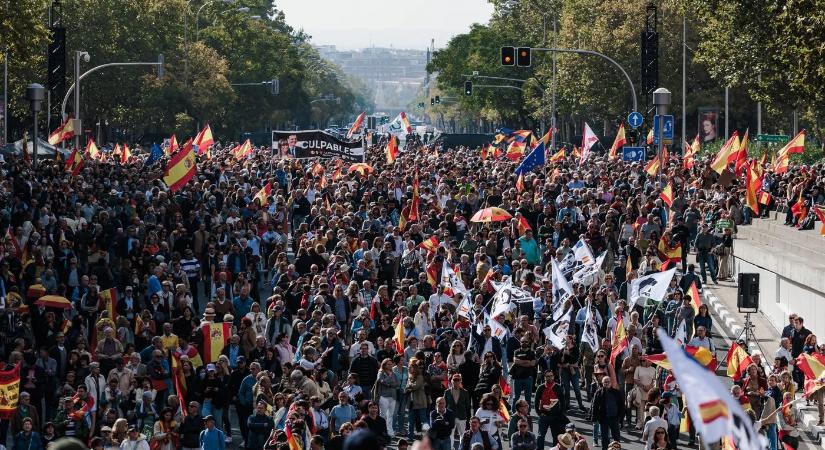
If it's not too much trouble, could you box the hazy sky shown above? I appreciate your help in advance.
[276,0,494,50]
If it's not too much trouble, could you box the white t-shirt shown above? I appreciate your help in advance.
[474,408,501,436]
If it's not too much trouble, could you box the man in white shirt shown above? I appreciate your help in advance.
[641,406,668,449]
[687,326,715,352]
[429,285,453,321]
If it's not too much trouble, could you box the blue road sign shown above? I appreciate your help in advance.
[653,114,674,145]
[627,111,643,129]
[622,146,646,162]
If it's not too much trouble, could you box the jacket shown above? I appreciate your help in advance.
[444,387,471,420]
[590,386,625,422]
[179,414,204,448]
[349,355,379,388]
[429,409,456,439]
[510,431,537,450]
[13,431,44,450]
[405,373,429,409]
[246,413,275,450]
[376,370,400,399]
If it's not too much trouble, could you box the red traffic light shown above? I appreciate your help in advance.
[517,47,531,67]
[501,46,515,66]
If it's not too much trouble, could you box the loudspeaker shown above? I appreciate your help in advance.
[737,273,760,310]
[48,26,67,118]
[640,31,658,101]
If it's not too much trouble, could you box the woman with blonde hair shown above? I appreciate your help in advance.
[446,340,465,372]
[413,301,432,338]
[111,417,129,444]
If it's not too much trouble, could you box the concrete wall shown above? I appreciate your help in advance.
[733,238,825,339]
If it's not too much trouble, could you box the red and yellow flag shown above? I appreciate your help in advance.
[657,236,682,264]
[499,375,511,396]
[710,131,740,174]
[610,315,628,364]
[201,322,231,364]
[394,319,405,353]
[233,139,253,160]
[253,182,273,207]
[386,135,399,164]
[550,147,565,162]
[168,134,179,155]
[659,183,674,207]
[347,112,366,139]
[683,136,699,170]
[515,173,525,193]
[812,207,825,236]
[65,148,84,177]
[163,145,197,192]
[120,143,132,164]
[687,281,702,315]
[698,399,730,424]
[0,364,21,419]
[419,236,440,253]
[48,117,75,145]
[774,130,806,174]
[733,129,750,174]
[98,288,118,321]
[171,354,188,416]
[609,123,626,160]
[516,216,531,236]
[193,124,214,154]
[644,346,717,372]
[795,352,825,397]
[646,128,654,145]
[86,138,101,160]
[498,398,511,422]
[725,342,753,381]
[745,160,761,215]
[286,423,302,450]
[135,315,145,335]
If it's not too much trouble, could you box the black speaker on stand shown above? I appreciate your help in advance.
[737,273,759,312]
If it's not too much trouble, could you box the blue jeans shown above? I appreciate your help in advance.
[394,394,408,434]
[408,407,428,440]
[766,423,778,450]
[433,438,452,450]
[560,369,583,409]
[512,376,533,412]
[697,250,718,283]
[202,400,224,431]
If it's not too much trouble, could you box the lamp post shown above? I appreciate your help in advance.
[195,0,237,41]
[653,87,671,180]
[26,84,46,167]
[73,50,90,150]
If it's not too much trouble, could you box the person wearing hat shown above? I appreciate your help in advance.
[549,433,574,450]
[121,426,150,450]
[199,415,226,450]
[13,416,44,450]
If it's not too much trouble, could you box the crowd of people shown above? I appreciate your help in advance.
[0,131,823,450]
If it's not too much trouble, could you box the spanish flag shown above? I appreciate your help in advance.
[608,123,626,160]
[394,318,405,353]
[644,346,717,372]
[163,145,197,193]
[409,172,420,221]
[347,111,366,139]
[332,160,343,181]
[419,236,439,253]
[687,281,702,315]
[233,139,253,160]
[795,352,825,397]
[171,354,187,416]
[657,236,682,264]
[710,131,740,174]
[610,315,628,364]
[646,128,654,145]
[98,287,118,321]
[659,183,674,207]
[733,129,750,175]
[386,135,399,164]
[725,342,753,381]
[506,140,527,160]
[0,364,21,419]
[201,322,232,364]
[683,136,699,170]
[48,116,75,145]
[135,315,145,335]
[193,124,214,154]
[515,173,525,193]
[65,148,84,177]
[774,130,805,174]
[813,207,825,236]
[549,147,565,162]
[253,182,272,207]
[758,191,772,206]
[745,161,761,215]
[499,375,511,396]
[697,399,729,424]
[120,143,132,164]
[286,423,302,450]
[168,134,179,155]
[498,398,511,422]
[86,138,101,160]
[516,215,531,236]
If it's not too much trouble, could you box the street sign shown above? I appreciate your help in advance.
[756,134,789,143]
[627,111,643,129]
[622,146,646,162]
[653,114,674,145]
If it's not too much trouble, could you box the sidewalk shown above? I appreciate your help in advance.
[703,280,825,446]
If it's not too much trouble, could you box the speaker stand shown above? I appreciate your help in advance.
[730,312,765,359]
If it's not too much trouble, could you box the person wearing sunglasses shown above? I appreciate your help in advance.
[510,418,537,450]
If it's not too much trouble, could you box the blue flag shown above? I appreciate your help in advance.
[144,144,164,167]
[515,141,547,175]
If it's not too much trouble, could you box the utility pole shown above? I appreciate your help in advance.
[653,88,671,180]
[550,17,557,151]
[757,74,762,135]
[681,15,686,149]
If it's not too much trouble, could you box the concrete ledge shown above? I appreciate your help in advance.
[735,227,825,269]
[732,237,825,294]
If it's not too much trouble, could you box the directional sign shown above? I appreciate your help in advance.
[627,111,643,129]
[756,134,789,143]
[622,146,646,162]
[653,114,674,145]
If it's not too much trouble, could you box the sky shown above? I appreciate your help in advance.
[276,0,494,50]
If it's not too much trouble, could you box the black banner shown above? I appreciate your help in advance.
[271,130,365,163]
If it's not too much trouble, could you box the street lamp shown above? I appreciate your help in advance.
[25,84,46,167]
[195,0,237,40]
[653,87,671,179]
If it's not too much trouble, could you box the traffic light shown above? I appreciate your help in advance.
[464,81,473,96]
[501,46,515,66]
[435,95,440,104]
[517,47,531,67]
[430,98,435,106]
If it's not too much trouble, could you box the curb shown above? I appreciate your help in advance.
[703,288,825,445]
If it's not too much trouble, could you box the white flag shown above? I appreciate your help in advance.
[573,237,595,266]
[674,319,687,345]
[441,263,466,305]
[580,121,600,163]
[543,311,571,350]
[487,316,509,340]
[582,304,600,353]
[456,295,472,319]
[657,329,764,450]
[550,258,574,320]
[628,267,677,309]
[558,251,577,278]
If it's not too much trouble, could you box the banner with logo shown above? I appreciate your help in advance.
[0,364,21,419]
[272,130,365,162]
